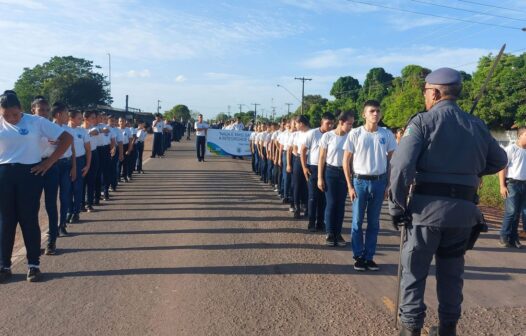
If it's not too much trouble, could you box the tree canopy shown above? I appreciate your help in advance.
[14,56,111,111]
[165,104,191,122]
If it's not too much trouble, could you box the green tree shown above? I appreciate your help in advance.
[165,104,191,122]
[14,56,111,111]
[330,76,361,101]
[359,67,394,103]
[214,112,232,122]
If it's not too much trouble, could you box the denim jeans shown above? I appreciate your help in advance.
[308,165,326,226]
[501,180,526,242]
[351,176,387,261]
[57,158,72,229]
[324,166,347,236]
[152,132,163,157]
[69,155,86,216]
[292,156,307,211]
[43,163,59,243]
[84,149,99,207]
[0,164,43,268]
[136,141,144,172]
[196,136,206,160]
[281,152,288,196]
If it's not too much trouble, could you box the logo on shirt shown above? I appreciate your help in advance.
[18,128,29,135]
[77,134,82,139]
[379,137,386,145]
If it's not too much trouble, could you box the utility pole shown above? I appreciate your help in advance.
[271,106,276,121]
[238,104,245,114]
[157,100,161,114]
[252,103,260,123]
[107,53,112,99]
[285,103,293,116]
[294,77,312,114]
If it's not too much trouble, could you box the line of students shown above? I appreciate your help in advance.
[151,113,175,158]
[250,100,397,271]
[0,91,148,283]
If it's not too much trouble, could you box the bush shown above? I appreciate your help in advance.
[479,174,504,209]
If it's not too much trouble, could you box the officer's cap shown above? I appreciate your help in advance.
[425,67,462,85]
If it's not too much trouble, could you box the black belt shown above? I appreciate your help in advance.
[354,173,386,181]
[413,183,477,203]
[506,178,526,184]
[326,164,343,170]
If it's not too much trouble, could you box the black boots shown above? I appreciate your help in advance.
[399,324,420,336]
[429,322,457,336]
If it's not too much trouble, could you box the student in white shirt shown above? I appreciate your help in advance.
[0,91,72,282]
[126,120,138,180]
[257,123,270,183]
[317,110,355,247]
[301,112,335,232]
[274,119,286,197]
[195,114,209,162]
[151,114,164,158]
[499,126,526,248]
[291,115,310,219]
[135,120,147,174]
[82,111,100,212]
[164,120,173,151]
[249,127,257,173]
[278,120,292,202]
[119,117,134,182]
[343,100,397,271]
[269,123,281,190]
[233,118,245,131]
[94,113,110,204]
[107,115,124,191]
[285,120,298,211]
[67,109,91,225]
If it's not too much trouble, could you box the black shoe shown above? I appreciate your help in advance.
[293,210,301,219]
[336,235,346,247]
[0,268,12,283]
[66,213,73,224]
[86,206,94,213]
[123,178,129,183]
[428,322,457,336]
[354,257,366,271]
[308,222,316,232]
[80,206,87,213]
[325,234,336,246]
[400,324,421,336]
[282,198,290,204]
[316,223,325,232]
[45,242,56,255]
[27,267,42,283]
[365,260,380,271]
[512,239,522,249]
[499,237,512,248]
[59,226,69,237]
[103,196,110,201]
[70,214,80,224]
[94,200,100,205]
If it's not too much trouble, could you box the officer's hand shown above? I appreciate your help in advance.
[317,179,325,192]
[391,213,412,231]
[348,186,357,202]
[500,186,508,199]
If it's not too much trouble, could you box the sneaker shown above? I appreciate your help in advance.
[45,242,56,255]
[103,196,110,201]
[289,206,295,212]
[293,210,301,219]
[70,214,80,224]
[354,257,366,271]
[80,206,87,213]
[499,237,512,248]
[0,268,12,283]
[59,227,69,237]
[109,187,115,192]
[66,213,73,224]
[512,240,522,249]
[365,260,380,271]
[336,235,347,247]
[325,234,336,246]
[27,267,42,282]
[86,206,94,213]
[94,200,100,205]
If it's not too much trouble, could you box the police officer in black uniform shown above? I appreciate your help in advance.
[389,68,507,336]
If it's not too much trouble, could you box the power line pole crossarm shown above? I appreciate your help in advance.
[294,77,312,115]
[252,103,260,123]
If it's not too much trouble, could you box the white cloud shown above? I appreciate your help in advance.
[0,0,46,10]
[281,0,376,13]
[175,75,187,82]
[388,16,447,31]
[127,69,151,78]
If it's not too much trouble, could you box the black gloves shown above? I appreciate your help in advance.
[391,213,412,231]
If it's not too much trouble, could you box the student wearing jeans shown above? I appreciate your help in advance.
[343,100,397,271]
[499,126,526,248]
[195,114,209,162]
[317,110,355,247]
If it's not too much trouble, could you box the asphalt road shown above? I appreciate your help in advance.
[2,139,525,336]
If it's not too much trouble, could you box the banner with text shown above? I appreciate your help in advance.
[206,129,252,156]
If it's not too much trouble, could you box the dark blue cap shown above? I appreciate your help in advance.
[425,67,462,85]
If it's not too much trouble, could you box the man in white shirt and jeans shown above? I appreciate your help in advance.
[499,126,526,248]
[343,100,397,271]
[195,114,209,162]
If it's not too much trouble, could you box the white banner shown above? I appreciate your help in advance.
[206,129,252,156]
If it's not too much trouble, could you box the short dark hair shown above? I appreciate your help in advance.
[51,102,68,118]
[296,115,310,127]
[68,109,82,118]
[31,95,48,109]
[437,83,462,99]
[363,100,381,110]
[337,109,356,122]
[0,90,21,109]
[83,110,97,119]
[321,112,335,121]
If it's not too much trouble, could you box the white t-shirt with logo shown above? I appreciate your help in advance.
[505,143,526,181]
[319,130,348,167]
[137,129,147,142]
[195,122,209,136]
[0,114,64,165]
[153,120,164,133]
[110,126,123,144]
[343,126,397,175]
[304,128,325,166]
[71,127,90,157]
[121,127,132,145]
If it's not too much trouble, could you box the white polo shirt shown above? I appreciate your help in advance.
[137,129,147,142]
[153,120,164,133]
[343,126,397,175]
[71,126,90,157]
[304,128,324,166]
[505,143,526,181]
[98,123,111,146]
[121,127,132,145]
[195,122,209,136]
[87,126,99,151]
[319,130,347,167]
[110,126,123,144]
[0,114,64,165]
[279,130,291,151]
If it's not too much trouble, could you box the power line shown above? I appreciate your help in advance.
[344,0,526,30]
[411,0,526,22]
[458,0,526,15]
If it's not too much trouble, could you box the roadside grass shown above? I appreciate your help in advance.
[479,174,504,209]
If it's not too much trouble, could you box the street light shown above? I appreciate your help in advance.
[277,84,301,103]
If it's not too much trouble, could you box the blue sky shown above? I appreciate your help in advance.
[1,0,525,119]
